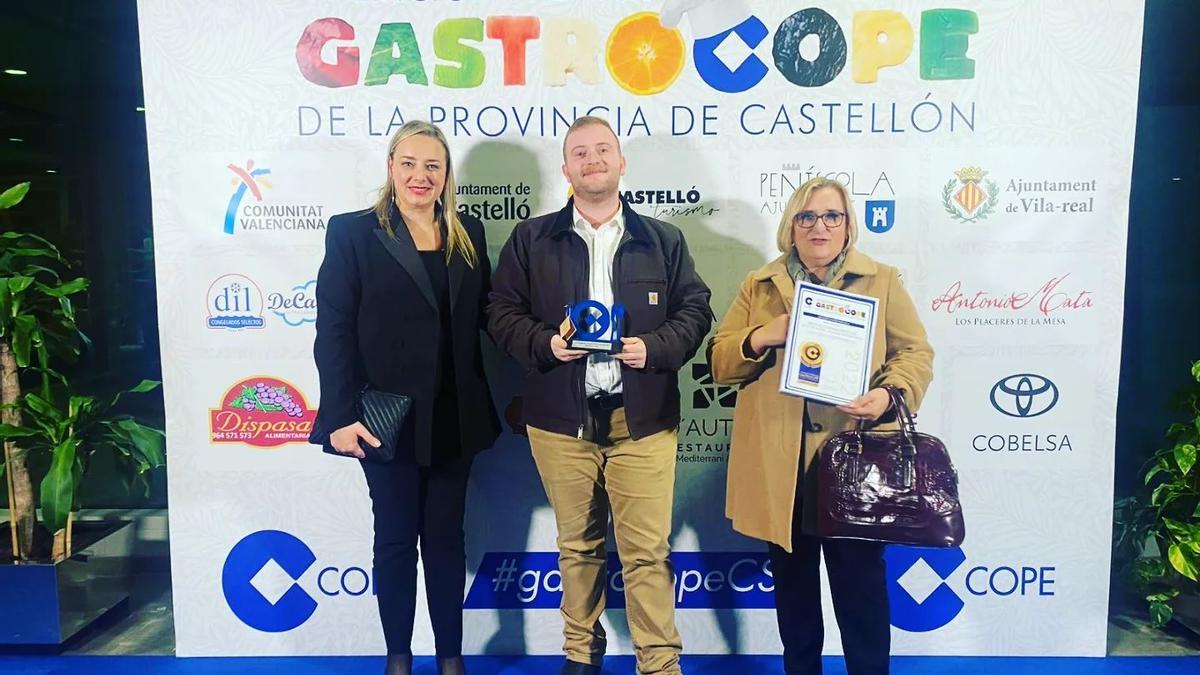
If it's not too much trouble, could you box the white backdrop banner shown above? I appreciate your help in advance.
[137,0,1144,658]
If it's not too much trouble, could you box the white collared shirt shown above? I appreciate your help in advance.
[573,206,625,396]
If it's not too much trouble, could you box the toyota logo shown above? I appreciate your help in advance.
[989,374,1059,418]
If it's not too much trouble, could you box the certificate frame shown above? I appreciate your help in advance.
[779,282,879,406]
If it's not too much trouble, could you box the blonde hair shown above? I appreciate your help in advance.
[373,120,477,268]
[562,115,621,159]
[775,177,859,254]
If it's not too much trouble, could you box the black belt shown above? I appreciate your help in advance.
[587,392,624,412]
[583,393,624,445]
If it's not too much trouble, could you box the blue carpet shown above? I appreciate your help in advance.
[0,656,1199,675]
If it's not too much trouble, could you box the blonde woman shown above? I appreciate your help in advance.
[312,121,499,675]
[708,177,933,675]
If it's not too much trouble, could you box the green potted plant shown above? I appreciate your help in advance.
[1113,359,1200,634]
[0,181,165,644]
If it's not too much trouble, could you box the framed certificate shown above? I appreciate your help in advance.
[779,282,879,406]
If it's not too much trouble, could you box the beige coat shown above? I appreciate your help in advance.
[707,249,934,551]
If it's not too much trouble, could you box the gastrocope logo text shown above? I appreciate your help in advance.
[466,552,775,610]
[209,377,316,448]
[804,295,868,319]
[296,8,978,94]
[294,8,979,140]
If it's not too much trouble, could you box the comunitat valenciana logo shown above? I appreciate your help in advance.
[294,5,979,94]
[221,161,326,236]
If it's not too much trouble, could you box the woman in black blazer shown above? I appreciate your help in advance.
[312,120,500,675]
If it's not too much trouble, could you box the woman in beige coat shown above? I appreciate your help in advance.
[708,177,933,675]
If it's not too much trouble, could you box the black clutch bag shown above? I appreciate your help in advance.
[314,387,411,463]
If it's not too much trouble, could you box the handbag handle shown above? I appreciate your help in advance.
[847,385,920,488]
[850,386,918,443]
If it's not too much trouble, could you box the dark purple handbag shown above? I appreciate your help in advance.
[817,386,964,547]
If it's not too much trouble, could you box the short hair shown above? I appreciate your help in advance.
[775,177,859,254]
[562,115,620,159]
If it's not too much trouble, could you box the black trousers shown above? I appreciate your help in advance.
[360,454,473,657]
[768,480,890,674]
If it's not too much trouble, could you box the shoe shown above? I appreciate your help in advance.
[560,659,602,675]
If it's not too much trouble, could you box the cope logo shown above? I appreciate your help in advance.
[223,530,317,632]
[989,373,1059,418]
[223,530,376,632]
[206,274,266,330]
[885,546,1057,632]
[691,363,737,409]
[209,377,316,447]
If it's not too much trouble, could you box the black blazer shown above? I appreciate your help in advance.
[312,204,500,465]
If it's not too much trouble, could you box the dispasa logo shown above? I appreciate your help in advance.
[295,6,978,94]
[942,166,999,223]
[209,377,316,447]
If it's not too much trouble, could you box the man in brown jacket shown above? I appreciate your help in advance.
[487,116,712,675]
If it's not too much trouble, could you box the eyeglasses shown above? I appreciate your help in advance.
[793,210,846,229]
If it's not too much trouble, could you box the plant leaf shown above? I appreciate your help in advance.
[7,276,35,295]
[0,183,30,209]
[39,438,77,535]
[1144,460,1170,485]
[1149,601,1173,628]
[1163,518,1191,542]
[1151,483,1175,507]
[24,392,62,423]
[1168,544,1199,582]
[37,277,88,298]
[11,315,35,367]
[1147,590,1181,603]
[110,379,160,407]
[0,423,39,439]
[115,419,166,470]
[1176,443,1197,476]
[127,379,161,394]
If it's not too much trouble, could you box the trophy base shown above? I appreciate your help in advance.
[569,339,619,354]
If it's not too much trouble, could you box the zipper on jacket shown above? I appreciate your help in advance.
[611,230,634,418]
[574,231,589,439]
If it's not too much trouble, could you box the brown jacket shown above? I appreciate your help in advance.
[707,249,933,551]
